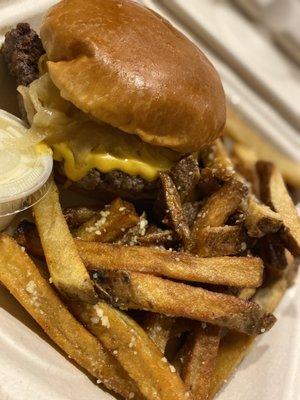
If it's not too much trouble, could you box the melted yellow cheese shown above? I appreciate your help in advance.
[21,73,179,182]
[53,142,174,181]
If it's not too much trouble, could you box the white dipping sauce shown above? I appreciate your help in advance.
[0,109,53,230]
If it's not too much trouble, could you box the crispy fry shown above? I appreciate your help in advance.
[0,235,140,400]
[14,220,44,258]
[225,107,300,187]
[170,154,200,202]
[193,225,246,257]
[200,139,235,181]
[198,168,221,198]
[257,161,300,256]
[63,206,100,228]
[115,212,149,245]
[138,228,175,247]
[182,202,200,227]
[159,172,190,247]
[79,241,263,288]
[181,324,220,400]
[34,182,97,303]
[231,143,260,195]
[142,313,176,353]
[245,194,282,238]
[209,260,294,399]
[193,180,247,229]
[190,180,248,250]
[70,301,187,400]
[92,270,275,335]
[75,198,139,242]
[229,287,256,300]
[254,234,288,271]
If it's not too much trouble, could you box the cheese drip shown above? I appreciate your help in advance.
[18,73,179,181]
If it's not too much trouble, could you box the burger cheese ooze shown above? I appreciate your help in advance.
[19,72,180,182]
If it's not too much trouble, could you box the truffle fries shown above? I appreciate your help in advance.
[0,235,140,400]
[209,264,294,399]
[189,180,248,252]
[142,313,176,353]
[192,225,245,257]
[92,270,275,335]
[257,161,300,256]
[70,301,187,400]
[200,139,235,181]
[245,194,282,238]
[180,324,221,400]
[159,172,190,247]
[231,143,260,195]
[33,182,97,303]
[63,206,100,228]
[75,198,139,242]
[79,241,263,288]
[225,107,300,188]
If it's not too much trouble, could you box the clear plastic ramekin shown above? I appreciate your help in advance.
[0,109,53,230]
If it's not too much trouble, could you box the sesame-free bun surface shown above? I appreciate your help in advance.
[40,0,226,153]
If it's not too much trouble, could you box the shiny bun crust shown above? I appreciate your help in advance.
[40,0,226,153]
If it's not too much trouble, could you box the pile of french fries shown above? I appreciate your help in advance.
[0,133,299,400]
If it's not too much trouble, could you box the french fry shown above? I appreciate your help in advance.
[200,139,235,181]
[92,270,275,335]
[159,172,190,247]
[198,168,221,198]
[245,194,282,238]
[138,228,175,247]
[231,143,260,195]
[14,220,44,258]
[254,234,288,271]
[190,180,248,250]
[170,154,200,202]
[182,202,200,227]
[79,241,263,288]
[257,161,300,256]
[193,225,246,257]
[75,198,139,242]
[209,259,294,399]
[70,301,187,400]
[34,182,97,303]
[142,313,176,353]
[192,180,247,229]
[225,107,300,187]
[63,206,100,228]
[0,235,140,400]
[229,287,256,301]
[181,324,220,400]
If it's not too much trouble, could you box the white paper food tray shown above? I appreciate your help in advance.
[0,2,300,400]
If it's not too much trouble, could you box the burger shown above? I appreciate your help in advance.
[1,0,225,202]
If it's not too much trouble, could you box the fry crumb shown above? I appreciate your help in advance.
[169,365,176,373]
[91,317,100,324]
[161,357,167,363]
[96,379,102,384]
[49,277,53,284]
[129,393,135,399]
[26,280,36,294]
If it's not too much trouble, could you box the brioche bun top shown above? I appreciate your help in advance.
[40,0,226,153]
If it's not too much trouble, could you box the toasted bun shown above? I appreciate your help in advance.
[40,0,226,153]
